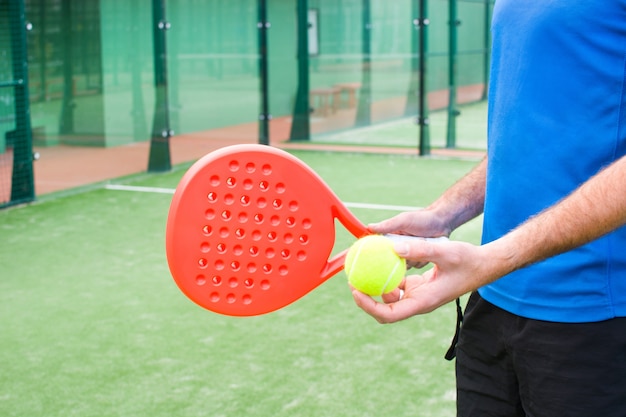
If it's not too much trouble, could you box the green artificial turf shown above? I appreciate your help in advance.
[1,150,482,417]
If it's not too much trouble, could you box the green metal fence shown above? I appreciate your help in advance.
[0,0,493,206]
[1,0,35,208]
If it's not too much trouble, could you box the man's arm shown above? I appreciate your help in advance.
[369,156,487,238]
[354,155,626,323]
[486,154,626,279]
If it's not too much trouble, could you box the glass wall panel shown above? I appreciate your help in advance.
[308,0,363,137]
[369,0,414,125]
[100,0,153,146]
[27,0,107,146]
[454,0,488,150]
[427,0,488,151]
[168,0,259,142]
[267,0,298,142]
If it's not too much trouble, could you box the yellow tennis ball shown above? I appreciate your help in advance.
[344,235,406,296]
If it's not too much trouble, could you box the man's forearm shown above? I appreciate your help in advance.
[427,156,487,234]
[486,155,626,279]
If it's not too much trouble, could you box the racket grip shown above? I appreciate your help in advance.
[384,234,449,244]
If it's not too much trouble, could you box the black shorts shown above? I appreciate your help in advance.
[456,292,626,417]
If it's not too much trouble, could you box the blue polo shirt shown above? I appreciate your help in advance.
[478,0,626,322]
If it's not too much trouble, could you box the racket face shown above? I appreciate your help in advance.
[166,145,344,316]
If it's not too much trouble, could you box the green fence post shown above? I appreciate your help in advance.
[482,0,491,100]
[418,0,430,156]
[289,0,310,141]
[446,0,459,149]
[258,0,270,145]
[355,0,372,127]
[9,0,35,204]
[147,0,172,172]
[58,0,75,135]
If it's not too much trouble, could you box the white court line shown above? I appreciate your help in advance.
[104,184,175,194]
[104,184,419,212]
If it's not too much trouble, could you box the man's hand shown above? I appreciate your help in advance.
[351,239,491,323]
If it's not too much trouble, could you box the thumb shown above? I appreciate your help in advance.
[393,239,442,265]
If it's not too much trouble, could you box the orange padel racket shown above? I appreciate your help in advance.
[166,144,429,316]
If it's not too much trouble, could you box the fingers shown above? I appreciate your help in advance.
[351,289,417,324]
[393,239,443,267]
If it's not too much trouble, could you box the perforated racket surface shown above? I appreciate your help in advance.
[166,144,370,316]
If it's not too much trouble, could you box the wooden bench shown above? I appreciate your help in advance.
[334,82,362,109]
[309,87,341,117]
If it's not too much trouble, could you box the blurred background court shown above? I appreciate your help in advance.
[2,1,491,416]
[1,0,491,206]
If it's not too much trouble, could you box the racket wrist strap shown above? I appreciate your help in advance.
[444,297,464,361]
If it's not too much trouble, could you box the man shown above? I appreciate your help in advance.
[352,1,626,416]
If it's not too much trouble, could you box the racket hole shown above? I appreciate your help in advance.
[302,218,312,229]
[281,249,291,259]
[205,209,216,220]
[235,228,246,238]
[196,275,206,286]
[286,217,295,227]
[212,275,222,286]
[200,242,210,253]
[229,160,240,172]
[249,246,259,256]
[240,195,251,206]
[221,210,232,221]
[259,180,269,191]
[229,277,238,288]
[260,280,271,290]
[265,248,275,258]
[207,192,218,202]
[254,213,264,223]
[275,183,286,194]
[284,233,294,244]
[244,278,254,288]
[224,194,234,205]
[202,225,213,236]
[209,292,220,302]
[247,263,257,273]
[289,201,299,211]
[297,251,307,261]
[242,294,252,305]
[270,215,280,226]
[238,212,248,223]
[252,230,262,241]
[216,243,226,253]
[257,198,267,208]
[210,175,220,186]
[233,245,243,256]
[231,261,241,271]
[226,294,236,304]
[243,179,254,190]
[267,231,277,241]
[226,177,237,187]
[198,258,208,268]
[262,164,272,175]
[299,234,309,244]
[245,162,256,173]
[219,227,230,238]
[262,264,273,273]
[215,260,225,270]
[279,265,288,276]
[272,199,282,209]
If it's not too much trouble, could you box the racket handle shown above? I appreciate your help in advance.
[384,234,449,244]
